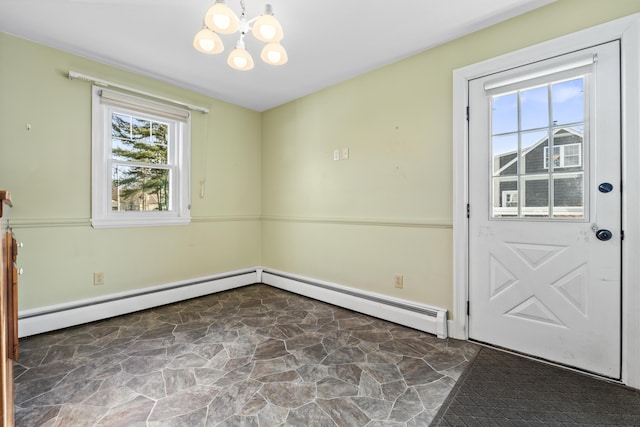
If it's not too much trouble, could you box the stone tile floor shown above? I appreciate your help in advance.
[14,284,478,426]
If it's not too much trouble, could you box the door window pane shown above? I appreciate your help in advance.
[492,134,518,176]
[522,176,549,217]
[552,78,584,126]
[551,128,583,170]
[492,92,518,134]
[490,77,586,220]
[521,130,548,175]
[492,177,518,218]
[520,85,549,130]
[553,173,584,218]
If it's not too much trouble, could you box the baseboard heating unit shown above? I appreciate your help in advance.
[19,267,448,339]
[18,269,256,338]
[260,269,448,339]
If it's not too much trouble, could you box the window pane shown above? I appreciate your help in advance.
[552,128,583,170]
[521,130,548,175]
[112,165,170,212]
[553,173,584,219]
[492,134,518,176]
[151,122,168,144]
[492,177,518,218]
[112,113,132,138]
[520,86,549,130]
[489,78,587,221]
[522,176,549,217]
[112,138,131,161]
[543,146,561,169]
[552,78,584,126]
[492,92,518,134]
[132,117,151,143]
[563,145,580,167]
[111,113,168,164]
[504,192,518,207]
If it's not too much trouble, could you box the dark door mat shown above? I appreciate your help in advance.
[431,346,640,426]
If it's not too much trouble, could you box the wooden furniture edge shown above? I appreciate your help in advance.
[0,192,11,218]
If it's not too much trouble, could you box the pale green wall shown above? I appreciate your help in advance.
[3,0,640,315]
[0,34,262,310]
[261,0,640,313]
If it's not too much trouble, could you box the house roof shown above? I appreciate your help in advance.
[494,126,583,176]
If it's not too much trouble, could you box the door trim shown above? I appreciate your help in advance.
[452,13,640,389]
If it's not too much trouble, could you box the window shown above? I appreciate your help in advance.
[92,87,191,228]
[502,190,518,208]
[490,75,587,219]
[544,143,582,169]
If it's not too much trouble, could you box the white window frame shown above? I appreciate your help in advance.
[91,86,191,228]
[543,143,582,169]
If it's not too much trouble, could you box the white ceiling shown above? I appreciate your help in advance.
[0,0,556,111]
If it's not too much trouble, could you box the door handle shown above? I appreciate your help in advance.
[595,229,613,241]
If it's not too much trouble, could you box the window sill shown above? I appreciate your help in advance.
[91,216,191,229]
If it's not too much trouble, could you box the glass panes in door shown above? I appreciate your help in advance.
[490,77,586,219]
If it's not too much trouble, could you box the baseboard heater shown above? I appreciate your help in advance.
[260,269,448,338]
[19,268,448,339]
[18,269,256,338]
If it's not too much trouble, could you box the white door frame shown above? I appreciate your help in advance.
[452,13,640,389]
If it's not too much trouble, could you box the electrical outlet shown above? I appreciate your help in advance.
[94,272,105,286]
[394,274,403,289]
[342,147,349,160]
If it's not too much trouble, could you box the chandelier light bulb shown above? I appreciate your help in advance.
[252,4,283,43]
[260,42,288,65]
[194,1,288,70]
[204,0,239,34]
[193,28,224,54]
[227,41,254,71]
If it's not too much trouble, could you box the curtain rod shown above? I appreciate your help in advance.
[68,71,209,114]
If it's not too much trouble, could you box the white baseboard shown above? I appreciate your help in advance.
[18,269,256,338]
[447,319,466,340]
[18,267,448,339]
[261,269,448,338]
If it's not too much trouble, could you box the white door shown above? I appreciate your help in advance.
[468,41,621,379]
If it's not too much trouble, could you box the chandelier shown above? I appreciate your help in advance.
[193,0,287,71]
